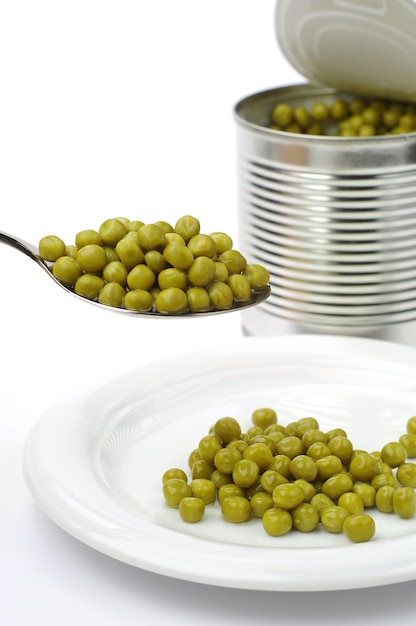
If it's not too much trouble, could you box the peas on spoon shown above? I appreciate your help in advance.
[0,229,271,317]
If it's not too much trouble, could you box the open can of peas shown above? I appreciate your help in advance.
[234,0,416,344]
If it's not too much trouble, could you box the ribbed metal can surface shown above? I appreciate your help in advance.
[234,84,416,344]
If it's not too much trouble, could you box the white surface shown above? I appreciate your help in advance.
[1,1,416,624]
[24,335,416,591]
[275,0,416,102]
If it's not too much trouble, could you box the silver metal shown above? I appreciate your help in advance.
[234,84,416,341]
[0,230,271,317]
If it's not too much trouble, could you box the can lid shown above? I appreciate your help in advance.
[275,0,416,103]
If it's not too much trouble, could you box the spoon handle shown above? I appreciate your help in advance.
[0,230,40,260]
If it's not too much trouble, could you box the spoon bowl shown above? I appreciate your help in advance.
[0,230,270,317]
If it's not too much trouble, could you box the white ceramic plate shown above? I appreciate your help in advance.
[23,335,416,591]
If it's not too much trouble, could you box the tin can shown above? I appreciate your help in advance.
[234,83,416,344]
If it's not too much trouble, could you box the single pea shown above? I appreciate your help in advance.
[165,232,186,246]
[218,483,246,504]
[163,242,194,271]
[243,263,270,290]
[246,426,264,440]
[75,229,102,249]
[277,436,304,459]
[291,503,319,532]
[315,455,343,480]
[39,235,67,262]
[322,473,354,500]
[227,439,248,455]
[99,218,127,246]
[262,508,293,536]
[174,215,201,242]
[310,493,335,515]
[232,459,260,489]
[115,237,145,268]
[268,454,292,478]
[162,468,188,484]
[155,287,188,314]
[271,103,293,127]
[260,470,288,493]
[187,234,217,259]
[102,261,128,286]
[243,443,273,471]
[124,289,154,312]
[188,448,202,469]
[136,223,166,251]
[126,220,145,232]
[218,249,247,274]
[302,429,327,449]
[306,441,331,460]
[371,473,399,491]
[221,496,251,523]
[251,492,274,518]
[326,435,353,464]
[296,417,320,436]
[98,282,125,307]
[163,478,192,507]
[349,98,366,114]
[104,246,120,263]
[349,452,379,482]
[211,468,233,490]
[208,281,234,310]
[321,505,350,534]
[76,244,107,273]
[191,459,213,480]
[396,462,416,488]
[214,447,242,474]
[179,497,205,523]
[186,287,211,312]
[293,106,310,129]
[52,256,82,286]
[190,478,216,504]
[65,245,78,259]
[375,485,397,513]
[188,256,216,287]
[272,483,304,510]
[380,441,407,468]
[250,435,277,454]
[311,101,330,122]
[293,479,316,503]
[153,220,173,234]
[198,434,223,464]
[353,483,376,508]
[399,433,416,458]
[338,492,364,515]
[127,264,156,291]
[144,249,168,274]
[158,267,188,290]
[331,98,349,120]
[209,232,233,254]
[74,274,104,300]
[251,407,277,430]
[214,417,242,444]
[407,416,416,435]
[326,428,347,441]
[393,487,416,519]
[214,261,229,282]
[227,273,252,301]
[289,455,318,482]
[343,514,375,543]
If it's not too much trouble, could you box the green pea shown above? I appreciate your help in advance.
[218,483,245,504]
[399,433,416,458]
[310,493,335,515]
[343,514,375,543]
[191,459,213,480]
[115,237,145,268]
[221,496,251,523]
[393,487,416,519]
[102,261,128,286]
[144,249,168,274]
[76,244,107,273]
[277,436,304,459]
[39,235,67,262]
[272,483,304,510]
[74,274,104,300]
[291,503,319,532]
[338,492,364,515]
[407,416,416,435]
[262,508,292,536]
[198,434,222,464]
[232,459,259,489]
[306,441,331,460]
[188,256,216,287]
[124,289,154,312]
[251,408,277,430]
[163,242,194,271]
[190,478,216,504]
[375,485,396,513]
[209,232,233,254]
[302,429,327,449]
[163,478,192,507]
[293,479,316,503]
[187,287,211,312]
[208,281,234,310]
[380,441,407,467]
[75,229,102,249]
[322,473,354,500]
[214,417,242,444]
[136,223,166,251]
[187,234,217,259]
[214,261,229,282]
[267,454,292,478]
[154,287,188,314]
[179,497,205,523]
[311,101,330,121]
[214,447,242,474]
[321,505,350,533]
[174,215,201,242]
[251,492,274,518]
[349,452,379,482]
[127,264,156,291]
[289,455,318,482]
[396,462,416,488]
[52,256,82,286]
[260,470,288,493]
[98,282,125,307]
[162,468,188,484]
[326,435,353,464]
[352,483,376,508]
[99,218,127,246]
[243,443,273,471]
[271,103,293,127]
[157,267,188,290]
[227,273,251,301]
[218,249,246,274]
[315,455,343,480]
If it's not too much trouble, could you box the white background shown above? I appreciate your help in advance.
[1,1,416,624]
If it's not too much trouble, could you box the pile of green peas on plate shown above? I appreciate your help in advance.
[162,412,416,543]
[269,96,416,137]
[38,215,270,314]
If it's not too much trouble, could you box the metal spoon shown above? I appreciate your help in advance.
[0,230,270,316]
